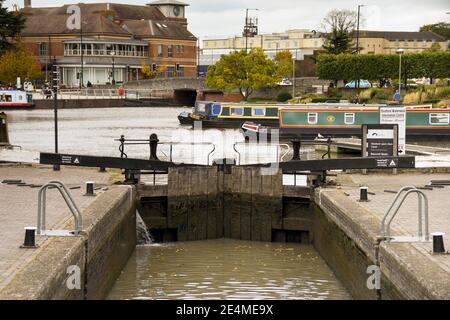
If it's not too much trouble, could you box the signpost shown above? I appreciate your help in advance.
[362,124,399,174]
[379,106,406,155]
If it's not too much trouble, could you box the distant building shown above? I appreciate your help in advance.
[355,30,448,54]
[201,29,325,65]
[20,0,197,87]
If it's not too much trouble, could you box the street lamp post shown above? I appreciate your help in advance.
[80,22,83,89]
[292,56,296,99]
[110,51,116,85]
[396,48,405,101]
[356,5,365,54]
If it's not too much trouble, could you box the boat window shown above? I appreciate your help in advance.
[344,113,355,124]
[230,108,244,116]
[0,94,12,102]
[429,113,449,125]
[221,107,230,116]
[266,108,278,117]
[244,108,252,116]
[212,104,221,116]
[252,108,266,116]
[308,113,318,124]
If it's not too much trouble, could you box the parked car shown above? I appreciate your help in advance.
[278,77,293,86]
[344,80,372,89]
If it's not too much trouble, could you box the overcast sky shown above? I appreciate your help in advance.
[4,0,450,39]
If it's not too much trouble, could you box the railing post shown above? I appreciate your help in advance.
[149,133,159,160]
[292,139,301,161]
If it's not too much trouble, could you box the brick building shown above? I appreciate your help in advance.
[20,0,197,87]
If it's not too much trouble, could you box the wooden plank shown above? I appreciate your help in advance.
[240,167,252,240]
[271,169,283,230]
[251,168,262,241]
[167,167,179,229]
[216,170,224,238]
[230,167,242,239]
[222,167,234,238]
[176,167,190,241]
[198,168,209,240]
[206,167,218,239]
[260,170,274,242]
[187,168,201,241]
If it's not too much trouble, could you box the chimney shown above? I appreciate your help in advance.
[24,0,31,9]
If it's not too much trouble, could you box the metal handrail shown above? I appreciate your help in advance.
[37,181,82,236]
[380,186,429,241]
[233,142,289,165]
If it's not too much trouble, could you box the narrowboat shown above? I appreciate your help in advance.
[0,90,34,109]
[178,101,387,129]
[241,104,449,140]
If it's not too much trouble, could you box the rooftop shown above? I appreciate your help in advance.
[21,3,195,40]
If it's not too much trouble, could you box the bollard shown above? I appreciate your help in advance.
[21,227,37,248]
[359,187,369,202]
[85,181,95,196]
[99,167,107,173]
[292,139,301,161]
[431,232,446,253]
[149,133,159,160]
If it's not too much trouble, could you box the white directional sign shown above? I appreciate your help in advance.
[379,106,406,155]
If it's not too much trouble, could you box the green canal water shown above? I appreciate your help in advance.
[107,239,351,300]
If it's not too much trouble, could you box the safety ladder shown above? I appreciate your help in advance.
[37,181,83,237]
[380,186,430,242]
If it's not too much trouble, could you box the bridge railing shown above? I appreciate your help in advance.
[32,88,173,100]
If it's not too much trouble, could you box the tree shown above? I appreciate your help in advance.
[0,47,43,84]
[274,50,293,79]
[141,63,166,79]
[316,52,450,83]
[206,48,279,100]
[420,22,450,40]
[0,1,25,54]
[321,9,358,54]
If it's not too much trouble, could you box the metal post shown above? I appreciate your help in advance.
[80,24,83,89]
[398,51,402,98]
[149,134,159,160]
[245,9,249,54]
[292,57,295,98]
[52,57,60,171]
[356,5,363,54]
[21,227,37,249]
[359,187,369,202]
[112,54,116,85]
[432,232,446,253]
[292,139,301,160]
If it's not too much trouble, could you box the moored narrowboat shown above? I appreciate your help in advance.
[0,90,34,109]
[241,105,450,140]
[178,101,388,129]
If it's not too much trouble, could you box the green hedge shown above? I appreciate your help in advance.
[317,52,450,82]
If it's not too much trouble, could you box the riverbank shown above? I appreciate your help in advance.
[0,165,136,299]
[314,171,450,299]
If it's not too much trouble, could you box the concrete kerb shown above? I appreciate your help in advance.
[0,185,136,300]
[314,186,450,300]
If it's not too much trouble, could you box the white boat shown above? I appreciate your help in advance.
[0,90,34,109]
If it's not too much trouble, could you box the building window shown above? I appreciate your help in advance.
[176,45,184,53]
[430,113,449,125]
[38,43,47,56]
[344,113,355,125]
[168,44,173,57]
[157,44,163,57]
[308,113,318,124]
[166,66,175,77]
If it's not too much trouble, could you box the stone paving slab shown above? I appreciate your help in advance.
[0,165,114,291]
[338,172,450,272]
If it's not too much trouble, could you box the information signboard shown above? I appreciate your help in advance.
[362,124,398,158]
[379,106,406,155]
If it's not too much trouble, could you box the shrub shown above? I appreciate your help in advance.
[435,87,450,99]
[403,91,421,104]
[311,98,340,103]
[276,91,293,102]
